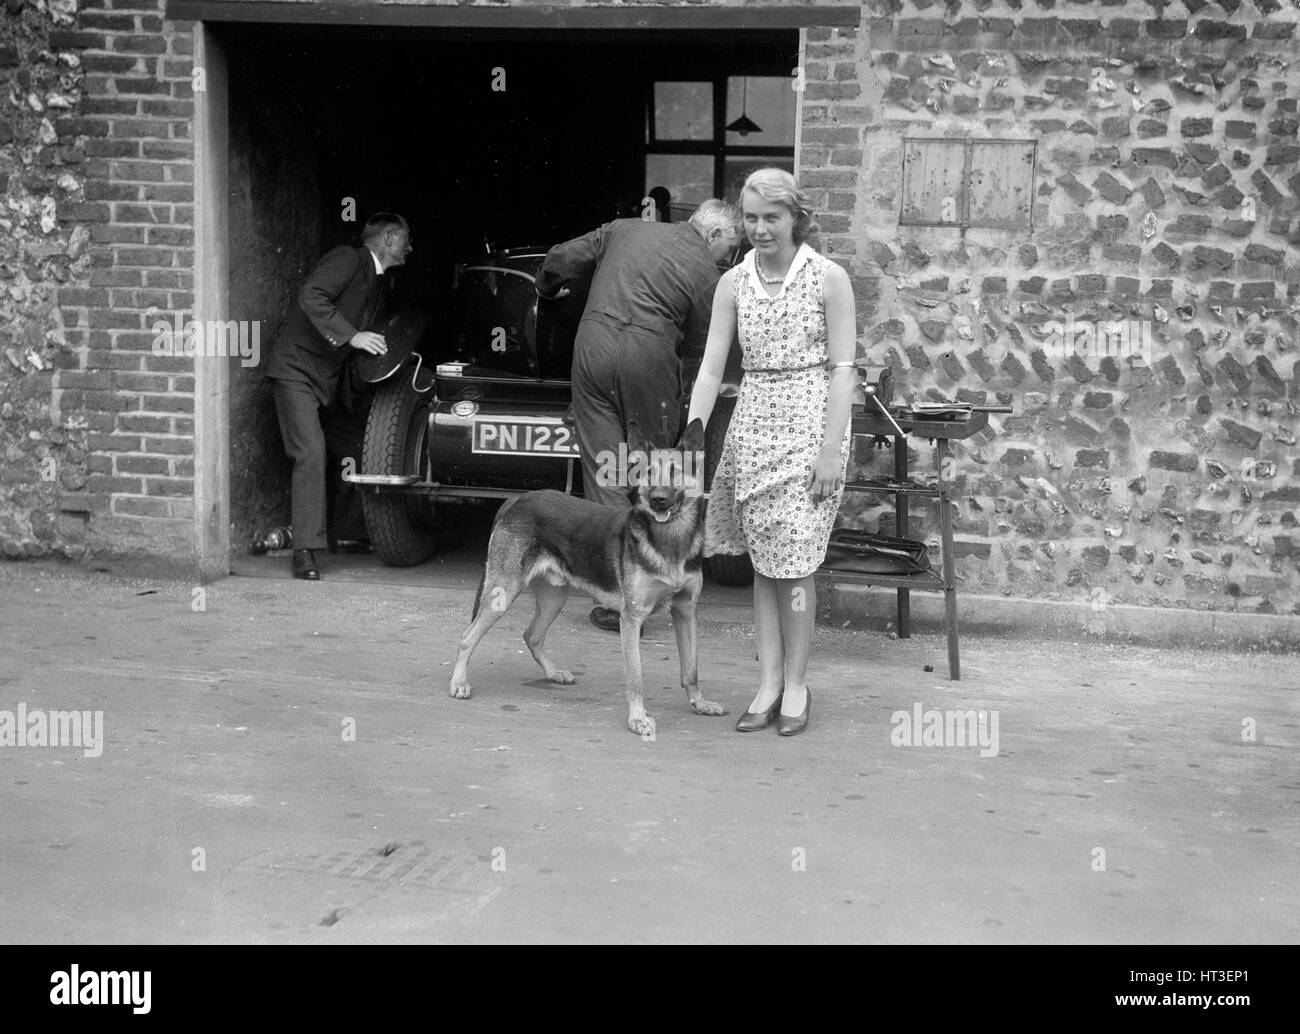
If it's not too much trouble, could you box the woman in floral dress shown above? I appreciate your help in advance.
[687,168,857,736]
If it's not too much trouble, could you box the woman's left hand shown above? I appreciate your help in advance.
[807,453,845,504]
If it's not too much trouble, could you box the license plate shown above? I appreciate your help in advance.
[471,418,580,458]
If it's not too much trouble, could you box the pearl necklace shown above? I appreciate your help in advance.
[756,257,790,284]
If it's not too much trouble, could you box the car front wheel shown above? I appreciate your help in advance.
[361,374,438,567]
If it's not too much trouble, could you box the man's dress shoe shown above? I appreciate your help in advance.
[589,608,644,636]
[292,549,320,580]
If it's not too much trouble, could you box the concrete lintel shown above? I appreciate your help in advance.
[167,2,862,30]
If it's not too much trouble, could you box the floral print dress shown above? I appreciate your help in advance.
[706,243,851,579]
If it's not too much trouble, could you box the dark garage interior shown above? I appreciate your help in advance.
[219,22,799,549]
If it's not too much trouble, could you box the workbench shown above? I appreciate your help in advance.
[817,407,991,681]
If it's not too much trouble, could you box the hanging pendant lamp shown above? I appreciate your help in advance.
[726,77,763,137]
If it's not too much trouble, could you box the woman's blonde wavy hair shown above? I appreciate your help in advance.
[740,167,819,245]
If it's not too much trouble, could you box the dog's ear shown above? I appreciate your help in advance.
[678,418,705,453]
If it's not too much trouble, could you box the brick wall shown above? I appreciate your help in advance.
[798,0,1300,615]
[1,0,196,560]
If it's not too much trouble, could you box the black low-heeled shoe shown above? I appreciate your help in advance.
[589,608,645,637]
[735,692,783,733]
[292,548,320,581]
[589,607,620,632]
[777,689,810,737]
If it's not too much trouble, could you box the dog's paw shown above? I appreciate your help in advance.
[691,697,729,717]
[628,714,656,739]
[449,678,473,700]
[546,669,576,685]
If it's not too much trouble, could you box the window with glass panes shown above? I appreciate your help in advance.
[644,74,797,222]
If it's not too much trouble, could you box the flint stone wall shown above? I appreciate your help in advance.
[0,0,1298,619]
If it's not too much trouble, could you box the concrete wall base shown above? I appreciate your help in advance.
[818,583,1300,652]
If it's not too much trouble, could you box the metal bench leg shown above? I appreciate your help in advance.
[937,439,960,680]
[894,432,910,638]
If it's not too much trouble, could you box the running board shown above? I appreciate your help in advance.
[345,474,420,486]
[342,474,528,500]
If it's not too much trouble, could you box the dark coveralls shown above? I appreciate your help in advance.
[264,246,389,549]
[535,219,719,508]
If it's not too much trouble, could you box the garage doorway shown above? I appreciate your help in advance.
[185,6,859,574]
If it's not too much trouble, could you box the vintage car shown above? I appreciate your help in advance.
[346,244,754,585]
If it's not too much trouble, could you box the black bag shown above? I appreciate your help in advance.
[821,529,931,575]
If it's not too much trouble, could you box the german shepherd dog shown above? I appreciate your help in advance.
[449,419,728,737]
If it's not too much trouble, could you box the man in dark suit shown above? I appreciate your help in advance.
[535,199,740,629]
[265,213,412,579]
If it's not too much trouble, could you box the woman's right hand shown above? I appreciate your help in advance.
[807,452,844,504]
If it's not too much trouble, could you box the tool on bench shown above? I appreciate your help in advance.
[853,362,907,437]
[852,362,1012,432]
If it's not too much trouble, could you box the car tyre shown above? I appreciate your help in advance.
[361,374,437,567]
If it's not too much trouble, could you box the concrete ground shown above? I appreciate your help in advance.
[0,541,1297,944]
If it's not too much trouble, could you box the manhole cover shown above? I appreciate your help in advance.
[219,839,503,936]
[267,841,471,888]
